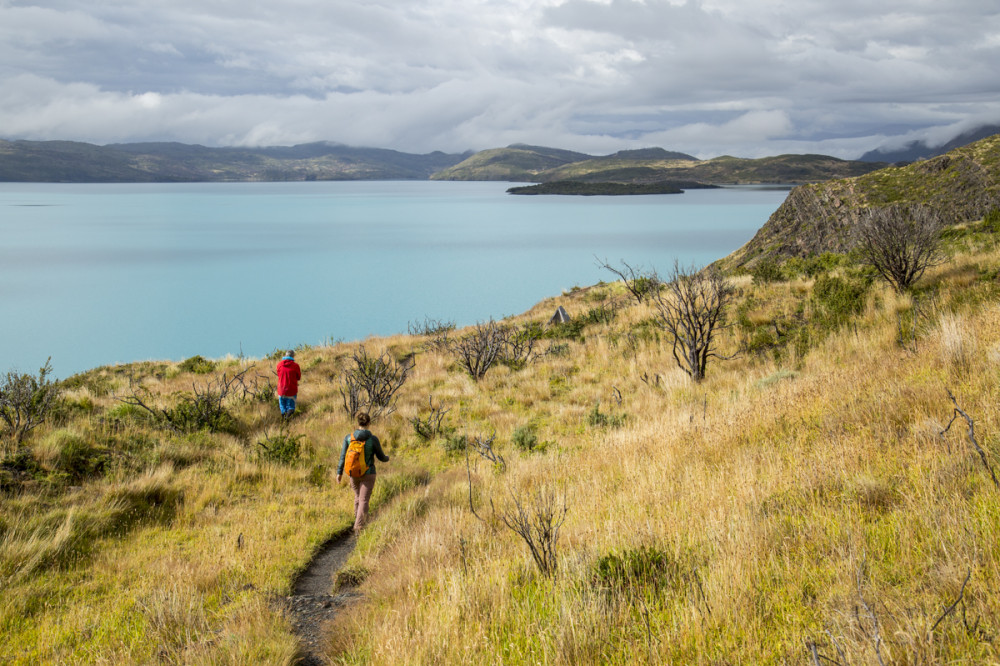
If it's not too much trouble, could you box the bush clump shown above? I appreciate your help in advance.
[442,433,468,455]
[587,403,627,429]
[812,274,869,329]
[751,257,784,284]
[177,355,216,374]
[511,424,539,452]
[37,429,108,482]
[256,432,304,464]
[593,544,697,598]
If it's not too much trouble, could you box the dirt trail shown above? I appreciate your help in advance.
[284,529,359,665]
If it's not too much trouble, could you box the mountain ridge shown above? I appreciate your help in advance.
[717,133,1000,271]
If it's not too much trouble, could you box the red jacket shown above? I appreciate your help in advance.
[277,358,301,396]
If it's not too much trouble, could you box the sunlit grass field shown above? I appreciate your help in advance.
[3,224,1000,664]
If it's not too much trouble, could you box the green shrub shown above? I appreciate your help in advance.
[984,207,1000,233]
[511,424,539,452]
[593,544,684,595]
[547,343,571,358]
[256,432,303,464]
[812,274,869,328]
[782,253,843,279]
[177,355,215,374]
[442,433,468,455]
[750,257,784,284]
[167,397,239,435]
[39,429,108,481]
[307,464,329,487]
[587,402,627,429]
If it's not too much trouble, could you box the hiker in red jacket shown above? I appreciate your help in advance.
[276,350,301,418]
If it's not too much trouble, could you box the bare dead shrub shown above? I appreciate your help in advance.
[117,367,252,434]
[339,345,410,418]
[468,430,506,472]
[496,485,567,577]
[445,319,509,381]
[856,205,946,292]
[652,262,735,382]
[410,395,451,440]
[596,257,661,304]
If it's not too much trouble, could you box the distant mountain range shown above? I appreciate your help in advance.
[859,124,1000,163]
[433,144,885,185]
[0,140,472,182]
[1,125,997,185]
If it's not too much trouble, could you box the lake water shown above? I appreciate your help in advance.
[0,181,788,377]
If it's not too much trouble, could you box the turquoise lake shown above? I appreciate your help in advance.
[0,181,789,377]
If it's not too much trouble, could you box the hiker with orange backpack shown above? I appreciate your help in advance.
[336,411,389,532]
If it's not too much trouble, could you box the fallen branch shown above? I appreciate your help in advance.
[931,569,972,634]
[941,389,999,489]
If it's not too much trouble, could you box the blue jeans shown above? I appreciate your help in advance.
[278,395,296,415]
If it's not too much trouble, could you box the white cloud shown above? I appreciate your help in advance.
[0,0,998,157]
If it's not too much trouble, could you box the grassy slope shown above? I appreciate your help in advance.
[3,232,1000,663]
[435,146,885,185]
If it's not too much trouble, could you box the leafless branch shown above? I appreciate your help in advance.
[941,389,999,489]
[496,485,567,577]
[596,257,661,304]
[855,205,945,292]
[652,261,735,382]
[468,430,506,472]
[339,345,410,418]
[931,569,972,634]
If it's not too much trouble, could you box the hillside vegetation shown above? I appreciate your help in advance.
[434,145,884,185]
[0,140,469,182]
[721,133,1000,271]
[3,201,1000,662]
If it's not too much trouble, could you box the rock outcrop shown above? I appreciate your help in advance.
[718,134,1000,271]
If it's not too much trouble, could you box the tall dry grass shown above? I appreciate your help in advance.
[4,242,1000,663]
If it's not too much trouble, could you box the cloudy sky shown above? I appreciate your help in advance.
[1,0,998,158]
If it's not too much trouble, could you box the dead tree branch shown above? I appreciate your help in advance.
[468,430,506,472]
[653,261,735,382]
[941,389,999,489]
[931,569,972,634]
[596,257,660,304]
[496,485,568,577]
[410,395,451,440]
[339,345,410,418]
[856,205,945,292]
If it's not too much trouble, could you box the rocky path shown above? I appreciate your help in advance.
[284,529,359,665]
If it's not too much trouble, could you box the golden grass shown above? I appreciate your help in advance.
[3,245,1000,663]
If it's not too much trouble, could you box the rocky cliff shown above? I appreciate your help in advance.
[719,134,1000,271]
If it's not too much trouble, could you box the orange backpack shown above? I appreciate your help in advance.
[344,437,368,478]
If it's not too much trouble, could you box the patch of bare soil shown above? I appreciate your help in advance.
[283,529,359,665]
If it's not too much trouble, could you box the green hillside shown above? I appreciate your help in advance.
[436,144,885,185]
[430,144,593,181]
[720,133,1000,270]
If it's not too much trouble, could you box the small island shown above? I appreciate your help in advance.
[506,180,718,195]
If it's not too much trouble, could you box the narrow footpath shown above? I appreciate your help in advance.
[284,529,359,665]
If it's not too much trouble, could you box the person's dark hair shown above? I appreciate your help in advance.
[357,412,371,427]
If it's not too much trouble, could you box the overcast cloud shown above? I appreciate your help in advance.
[1,0,998,158]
